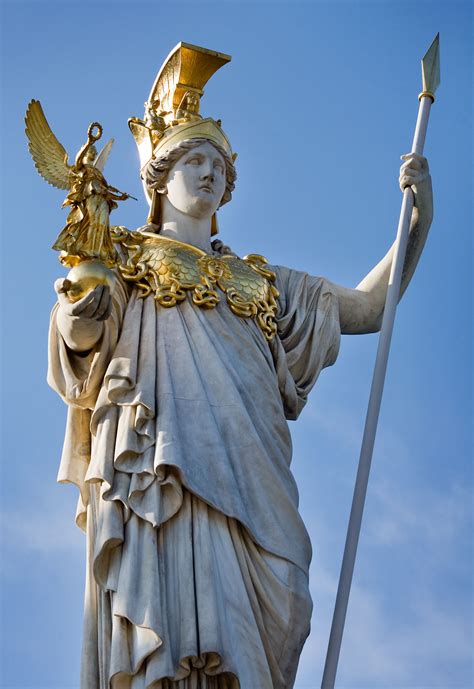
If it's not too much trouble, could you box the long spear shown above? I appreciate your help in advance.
[321,34,440,689]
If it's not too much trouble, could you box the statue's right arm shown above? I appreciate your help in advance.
[328,153,433,334]
[54,279,112,352]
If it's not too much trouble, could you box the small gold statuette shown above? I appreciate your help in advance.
[111,229,280,341]
[25,99,133,301]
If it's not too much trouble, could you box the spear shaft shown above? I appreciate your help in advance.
[321,34,440,689]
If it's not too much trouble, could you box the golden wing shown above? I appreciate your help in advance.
[25,99,74,190]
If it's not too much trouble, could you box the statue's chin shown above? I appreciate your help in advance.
[167,194,217,220]
[66,259,115,303]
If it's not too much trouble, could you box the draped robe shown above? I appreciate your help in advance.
[48,260,341,689]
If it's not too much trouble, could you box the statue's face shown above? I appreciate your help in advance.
[164,141,226,219]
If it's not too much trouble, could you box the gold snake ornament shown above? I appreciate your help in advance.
[111,229,280,341]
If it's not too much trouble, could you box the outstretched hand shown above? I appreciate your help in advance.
[54,280,112,352]
[54,279,112,322]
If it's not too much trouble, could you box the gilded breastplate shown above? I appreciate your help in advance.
[111,229,280,341]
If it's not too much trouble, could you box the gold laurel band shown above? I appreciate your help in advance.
[418,91,435,102]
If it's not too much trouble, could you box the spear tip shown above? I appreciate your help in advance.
[421,33,440,96]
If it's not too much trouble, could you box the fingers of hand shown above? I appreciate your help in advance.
[68,287,101,317]
[94,286,113,322]
[54,280,113,321]
[70,286,109,319]
[400,153,429,172]
[399,170,429,190]
[54,278,71,294]
[54,278,75,312]
[399,154,429,190]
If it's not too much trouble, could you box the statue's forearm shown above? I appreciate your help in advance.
[399,179,433,299]
[335,176,433,334]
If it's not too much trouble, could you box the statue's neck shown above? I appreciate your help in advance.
[160,200,213,253]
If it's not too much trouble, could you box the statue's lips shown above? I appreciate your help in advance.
[198,184,214,193]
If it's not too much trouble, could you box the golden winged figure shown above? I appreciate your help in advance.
[25,99,132,267]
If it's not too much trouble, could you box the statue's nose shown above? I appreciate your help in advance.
[200,159,215,181]
[201,169,215,182]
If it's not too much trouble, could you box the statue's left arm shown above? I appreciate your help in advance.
[331,153,433,335]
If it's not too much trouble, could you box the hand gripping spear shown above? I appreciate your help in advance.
[321,34,440,689]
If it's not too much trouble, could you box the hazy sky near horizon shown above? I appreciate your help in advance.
[1,1,472,688]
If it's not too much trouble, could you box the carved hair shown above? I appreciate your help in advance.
[144,137,236,207]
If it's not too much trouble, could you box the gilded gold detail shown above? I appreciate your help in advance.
[25,100,132,268]
[129,43,234,176]
[111,229,279,341]
[418,90,435,102]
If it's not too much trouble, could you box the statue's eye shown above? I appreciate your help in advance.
[186,155,201,165]
[214,161,224,173]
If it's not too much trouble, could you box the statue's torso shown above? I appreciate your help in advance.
[111,229,280,341]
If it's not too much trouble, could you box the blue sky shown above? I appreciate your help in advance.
[1,1,472,688]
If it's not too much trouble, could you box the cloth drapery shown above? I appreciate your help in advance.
[48,265,340,689]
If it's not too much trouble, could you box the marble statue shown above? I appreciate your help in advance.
[36,43,433,688]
